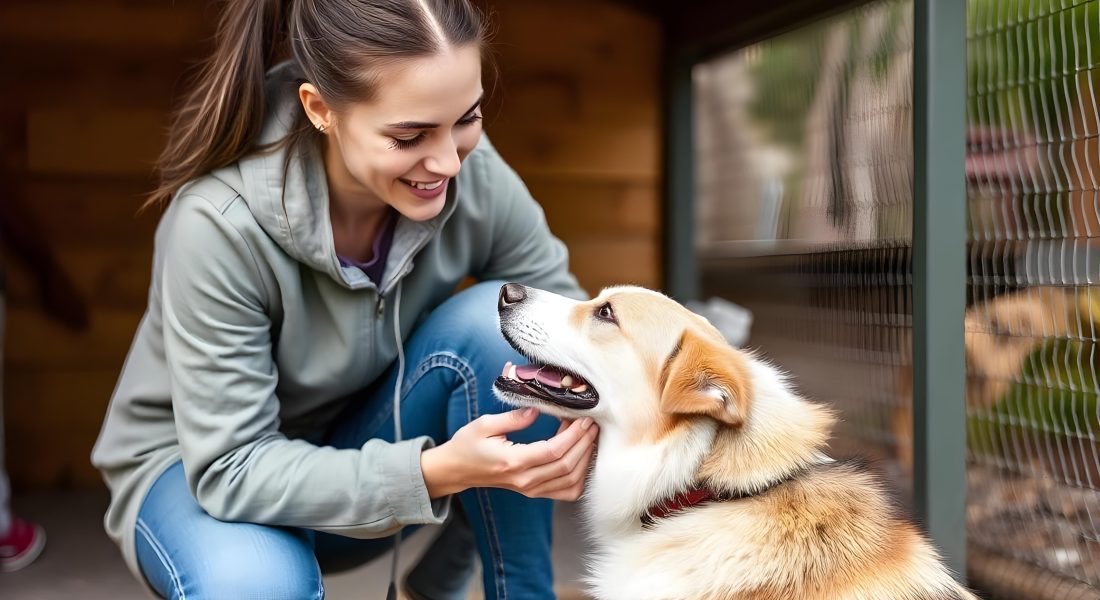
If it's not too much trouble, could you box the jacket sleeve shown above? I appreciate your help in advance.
[160,194,449,536]
[474,141,589,300]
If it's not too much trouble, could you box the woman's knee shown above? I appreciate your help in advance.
[441,280,507,333]
[426,281,516,361]
[183,536,324,600]
[136,463,324,600]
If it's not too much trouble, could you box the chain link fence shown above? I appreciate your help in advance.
[692,0,1100,597]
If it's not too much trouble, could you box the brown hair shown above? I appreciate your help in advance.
[146,0,489,208]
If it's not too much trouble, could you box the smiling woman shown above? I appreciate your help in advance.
[89,1,595,599]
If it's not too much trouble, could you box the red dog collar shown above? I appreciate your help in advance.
[641,467,811,527]
[641,488,720,526]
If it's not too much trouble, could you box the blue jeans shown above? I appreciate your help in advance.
[135,282,559,599]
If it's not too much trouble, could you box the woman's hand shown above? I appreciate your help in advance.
[421,408,599,501]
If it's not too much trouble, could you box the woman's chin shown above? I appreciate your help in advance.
[392,197,447,222]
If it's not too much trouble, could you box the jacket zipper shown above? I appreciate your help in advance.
[375,264,414,318]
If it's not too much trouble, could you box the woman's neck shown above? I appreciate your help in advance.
[324,139,392,263]
[329,201,390,264]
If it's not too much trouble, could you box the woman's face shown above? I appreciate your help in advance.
[320,44,484,222]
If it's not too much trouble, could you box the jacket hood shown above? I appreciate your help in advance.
[210,60,457,290]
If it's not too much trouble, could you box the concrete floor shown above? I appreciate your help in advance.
[4,488,589,599]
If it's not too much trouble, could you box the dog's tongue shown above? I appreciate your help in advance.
[516,364,572,388]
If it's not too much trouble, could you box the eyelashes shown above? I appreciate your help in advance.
[388,114,483,151]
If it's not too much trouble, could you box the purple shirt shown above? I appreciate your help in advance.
[337,210,398,285]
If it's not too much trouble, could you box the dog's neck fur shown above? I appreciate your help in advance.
[698,359,835,495]
[583,358,835,539]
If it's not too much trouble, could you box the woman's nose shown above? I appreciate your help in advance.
[426,138,462,177]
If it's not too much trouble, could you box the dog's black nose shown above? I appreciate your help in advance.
[499,283,527,310]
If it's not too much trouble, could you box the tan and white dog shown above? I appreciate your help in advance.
[493,283,978,600]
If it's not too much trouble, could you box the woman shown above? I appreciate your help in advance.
[91,1,597,598]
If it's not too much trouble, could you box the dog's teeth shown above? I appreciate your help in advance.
[560,375,573,387]
[570,384,588,393]
[502,361,512,378]
[508,364,518,380]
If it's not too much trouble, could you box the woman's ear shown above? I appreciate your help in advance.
[659,329,752,426]
[299,82,334,131]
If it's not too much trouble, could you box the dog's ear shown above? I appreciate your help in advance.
[659,329,752,426]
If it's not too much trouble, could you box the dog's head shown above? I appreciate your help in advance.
[493,283,753,437]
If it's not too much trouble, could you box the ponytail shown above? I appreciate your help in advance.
[145,0,289,208]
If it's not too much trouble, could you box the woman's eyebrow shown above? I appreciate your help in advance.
[385,94,484,130]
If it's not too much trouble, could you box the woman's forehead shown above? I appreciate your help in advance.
[354,45,483,122]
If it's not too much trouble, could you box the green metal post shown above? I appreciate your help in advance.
[663,50,698,303]
[912,0,968,582]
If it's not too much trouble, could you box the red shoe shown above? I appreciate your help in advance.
[0,517,46,572]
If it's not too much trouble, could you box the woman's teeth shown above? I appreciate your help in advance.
[405,179,443,190]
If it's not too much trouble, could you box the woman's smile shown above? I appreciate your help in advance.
[401,177,449,199]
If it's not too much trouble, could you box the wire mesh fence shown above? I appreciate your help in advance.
[966,0,1100,592]
[693,0,917,499]
[691,0,1100,596]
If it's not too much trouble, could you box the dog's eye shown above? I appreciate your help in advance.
[595,302,617,324]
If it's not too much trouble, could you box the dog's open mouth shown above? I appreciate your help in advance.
[494,362,600,410]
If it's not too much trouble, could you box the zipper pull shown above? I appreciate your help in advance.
[376,295,386,318]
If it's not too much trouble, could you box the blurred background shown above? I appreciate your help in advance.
[3,0,1100,599]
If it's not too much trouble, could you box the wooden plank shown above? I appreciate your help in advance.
[526,178,660,238]
[5,369,118,429]
[15,179,158,246]
[3,246,154,312]
[6,420,103,488]
[491,1,661,81]
[0,2,210,48]
[485,1,660,127]
[27,109,167,176]
[0,109,27,172]
[485,79,658,129]
[0,43,209,110]
[488,122,659,180]
[567,237,661,292]
[5,306,143,370]
[6,367,117,487]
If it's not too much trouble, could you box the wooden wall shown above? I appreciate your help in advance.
[0,1,661,489]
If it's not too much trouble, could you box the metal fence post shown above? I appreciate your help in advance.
[664,50,698,303]
[912,0,968,581]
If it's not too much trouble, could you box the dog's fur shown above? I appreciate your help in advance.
[494,284,978,600]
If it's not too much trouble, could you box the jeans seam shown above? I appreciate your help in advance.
[458,366,508,600]
[136,517,186,600]
[477,486,508,600]
[361,352,473,436]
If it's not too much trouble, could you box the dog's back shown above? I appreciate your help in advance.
[588,461,977,600]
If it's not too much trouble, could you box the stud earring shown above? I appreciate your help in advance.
[317,123,326,133]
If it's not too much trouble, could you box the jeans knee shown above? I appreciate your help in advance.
[445,281,507,329]
[187,547,324,600]
[436,281,516,359]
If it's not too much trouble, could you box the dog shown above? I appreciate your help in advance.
[493,283,978,600]
[893,286,1077,476]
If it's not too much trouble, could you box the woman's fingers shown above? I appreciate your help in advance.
[475,408,541,436]
[501,417,593,470]
[513,424,598,495]
[524,426,598,499]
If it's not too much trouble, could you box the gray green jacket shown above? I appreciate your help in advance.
[91,61,584,581]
